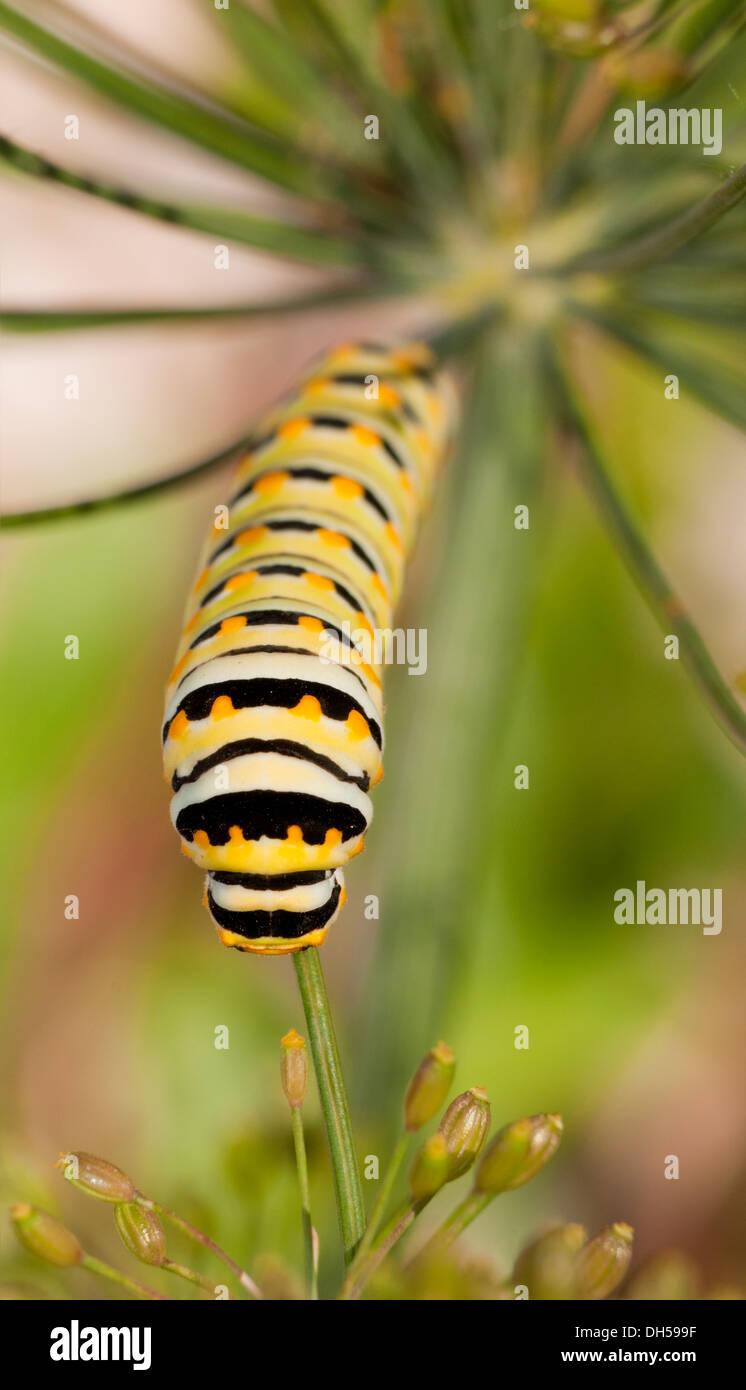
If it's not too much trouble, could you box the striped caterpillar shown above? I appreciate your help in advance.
[162,342,455,954]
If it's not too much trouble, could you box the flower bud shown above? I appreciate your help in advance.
[11,1203,83,1267]
[475,1113,563,1194]
[114,1202,167,1267]
[58,1151,136,1204]
[575,1222,634,1300]
[280,1029,308,1109]
[409,1133,450,1203]
[625,1250,699,1301]
[404,1041,455,1131]
[514,1223,587,1300]
[437,1087,491,1181]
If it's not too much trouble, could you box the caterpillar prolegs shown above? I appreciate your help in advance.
[162,342,455,954]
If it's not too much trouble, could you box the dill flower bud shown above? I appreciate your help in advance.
[575,1222,634,1300]
[475,1113,563,1194]
[438,1087,491,1181]
[409,1133,450,1203]
[514,1223,587,1300]
[114,1202,167,1267]
[280,1028,308,1109]
[11,1203,83,1267]
[404,1041,455,1131]
[58,1151,136,1203]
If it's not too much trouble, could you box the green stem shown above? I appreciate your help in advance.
[290,1106,318,1299]
[162,1258,226,1298]
[81,1253,167,1301]
[293,947,365,1266]
[352,1132,410,1273]
[138,1196,262,1299]
[554,353,746,759]
[340,1199,425,1300]
[563,162,746,275]
[411,1189,491,1264]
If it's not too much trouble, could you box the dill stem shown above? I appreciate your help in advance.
[137,1195,262,1299]
[351,1132,410,1273]
[291,1105,318,1299]
[81,1254,167,1301]
[293,947,366,1266]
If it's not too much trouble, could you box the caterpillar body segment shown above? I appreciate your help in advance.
[163,342,455,954]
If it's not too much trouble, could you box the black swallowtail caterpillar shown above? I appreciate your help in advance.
[162,342,456,954]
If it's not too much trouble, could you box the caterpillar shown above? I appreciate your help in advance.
[162,341,455,955]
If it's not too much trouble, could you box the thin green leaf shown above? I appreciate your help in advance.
[571,302,746,434]
[0,136,370,267]
[0,0,326,197]
[0,284,377,334]
[550,337,746,760]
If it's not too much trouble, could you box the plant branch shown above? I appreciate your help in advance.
[138,1196,262,1299]
[562,162,746,275]
[340,1198,427,1300]
[0,137,364,267]
[553,349,746,760]
[409,1189,491,1265]
[290,1106,318,1299]
[0,284,377,333]
[81,1253,168,1300]
[293,947,366,1267]
[354,1132,410,1270]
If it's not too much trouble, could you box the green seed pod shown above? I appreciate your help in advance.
[475,1113,563,1194]
[114,1202,167,1267]
[404,1041,455,1131]
[575,1222,634,1300]
[409,1133,450,1203]
[514,1223,587,1300]
[11,1203,83,1267]
[437,1087,491,1181]
[280,1028,308,1109]
[59,1151,136,1204]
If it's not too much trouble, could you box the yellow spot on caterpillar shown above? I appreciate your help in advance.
[217,925,329,954]
[211,695,235,720]
[298,616,324,634]
[384,522,403,551]
[192,567,209,592]
[304,377,328,394]
[236,526,266,546]
[360,661,381,689]
[279,417,310,441]
[228,825,245,844]
[350,423,380,449]
[378,383,401,408]
[346,710,369,741]
[254,471,289,495]
[180,840,192,857]
[318,528,349,548]
[400,474,414,494]
[331,475,364,499]
[324,828,342,848]
[356,612,374,638]
[168,654,188,684]
[291,694,322,721]
[286,825,304,845]
[304,572,334,592]
[339,884,347,908]
[225,570,258,592]
[371,763,384,787]
[372,573,390,604]
[349,835,365,858]
[202,885,209,909]
[194,830,210,849]
[415,429,435,458]
[185,612,200,633]
[169,710,189,739]
[329,343,355,362]
[220,615,246,635]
